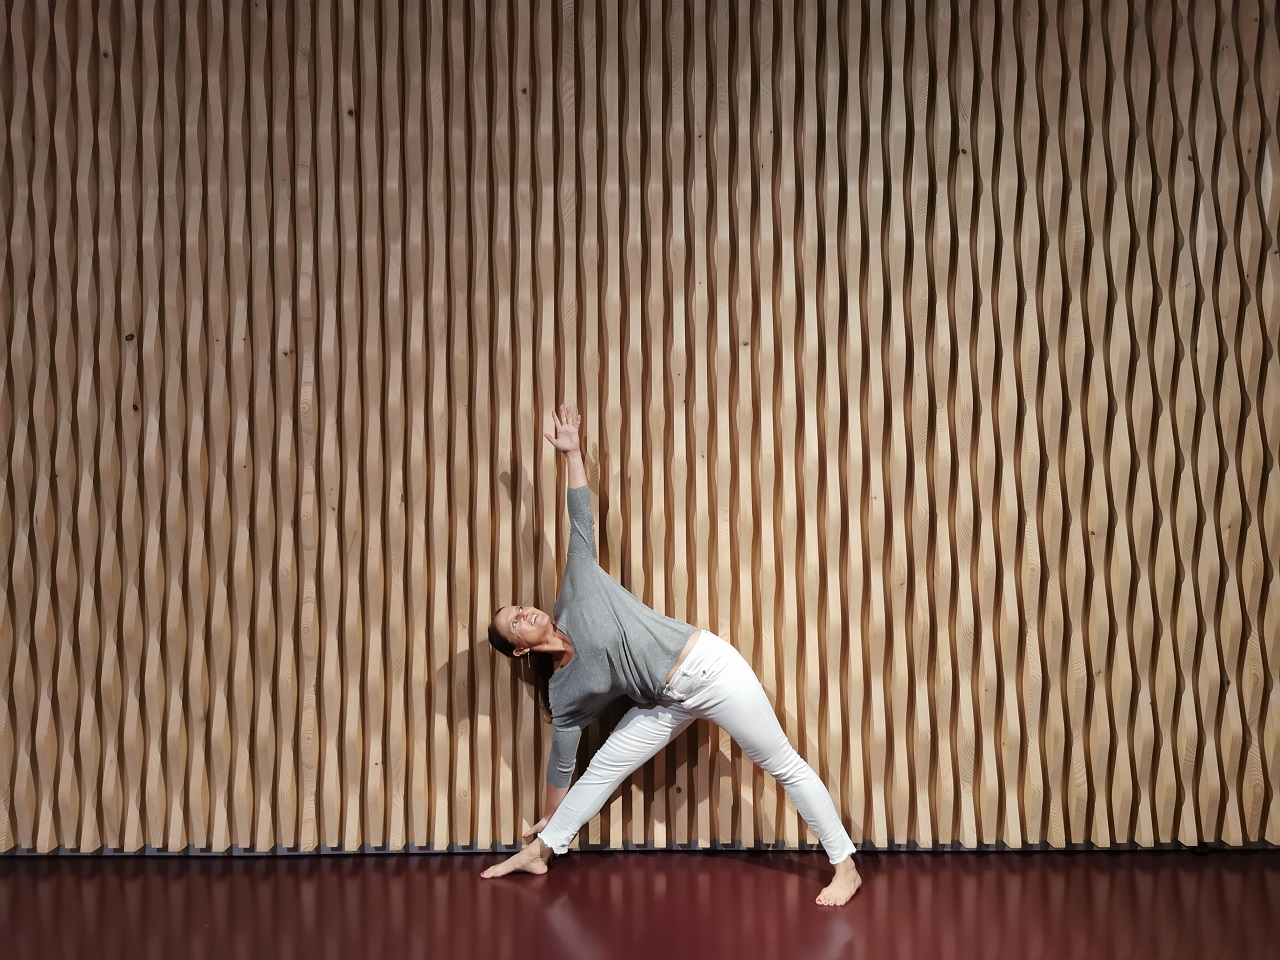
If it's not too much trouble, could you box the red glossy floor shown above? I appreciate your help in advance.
[3,849,1278,959]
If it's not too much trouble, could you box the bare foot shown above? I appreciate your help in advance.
[481,839,553,879]
[815,857,862,906]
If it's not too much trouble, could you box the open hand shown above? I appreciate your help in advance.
[544,403,582,454]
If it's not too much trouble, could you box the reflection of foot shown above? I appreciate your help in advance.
[481,839,553,879]
[815,857,862,906]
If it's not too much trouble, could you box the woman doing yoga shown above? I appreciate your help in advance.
[481,403,862,906]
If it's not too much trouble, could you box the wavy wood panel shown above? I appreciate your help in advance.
[1,0,1278,853]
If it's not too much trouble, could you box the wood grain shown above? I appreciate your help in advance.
[1,0,1278,852]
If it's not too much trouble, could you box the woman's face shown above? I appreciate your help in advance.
[493,604,555,653]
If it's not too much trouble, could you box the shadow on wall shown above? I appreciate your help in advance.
[429,461,858,850]
[427,466,553,840]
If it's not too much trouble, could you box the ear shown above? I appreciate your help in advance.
[514,647,527,657]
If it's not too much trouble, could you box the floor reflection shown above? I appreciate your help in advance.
[3,848,1278,959]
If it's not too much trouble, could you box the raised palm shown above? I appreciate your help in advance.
[544,403,582,453]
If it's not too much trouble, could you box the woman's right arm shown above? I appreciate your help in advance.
[544,403,588,490]
[546,404,596,559]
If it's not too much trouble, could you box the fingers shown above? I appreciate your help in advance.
[551,402,582,432]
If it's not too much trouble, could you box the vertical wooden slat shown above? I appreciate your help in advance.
[204,0,232,854]
[5,0,40,854]
[846,0,875,851]
[467,0,494,854]
[485,0,512,852]
[504,0,531,845]
[260,0,291,853]
[334,0,363,853]
[107,0,146,853]
[860,0,889,847]
[48,0,79,852]
[225,0,255,851]
[65,0,102,855]
[540,0,566,839]
[695,0,722,851]
[356,0,387,850]
[1253,0,1280,848]
[637,0,662,848]
[311,0,340,851]
[0,0,14,851]
[773,0,803,849]
[660,0,687,849]
[925,0,957,847]
[380,0,407,853]
[1128,0,1163,849]
[424,0,450,852]
[401,0,429,854]
[292,0,319,854]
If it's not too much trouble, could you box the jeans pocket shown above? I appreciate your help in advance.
[677,665,721,704]
[662,668,698,703]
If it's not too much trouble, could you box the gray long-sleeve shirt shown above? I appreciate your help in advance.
[546,486,697,787]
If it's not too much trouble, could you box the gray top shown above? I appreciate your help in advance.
[545,486,697,787]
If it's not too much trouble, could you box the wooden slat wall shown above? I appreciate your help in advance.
[1,0,1278,853]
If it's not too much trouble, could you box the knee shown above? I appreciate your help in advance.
[581,751,637,786]
[758,748,815,787]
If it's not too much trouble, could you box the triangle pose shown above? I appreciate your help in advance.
[481,403,862,906]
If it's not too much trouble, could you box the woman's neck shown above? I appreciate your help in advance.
[553,630,575,669]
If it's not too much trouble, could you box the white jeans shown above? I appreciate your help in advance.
[538,631,857,864]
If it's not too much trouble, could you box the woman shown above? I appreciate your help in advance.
[481,403,862,906]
